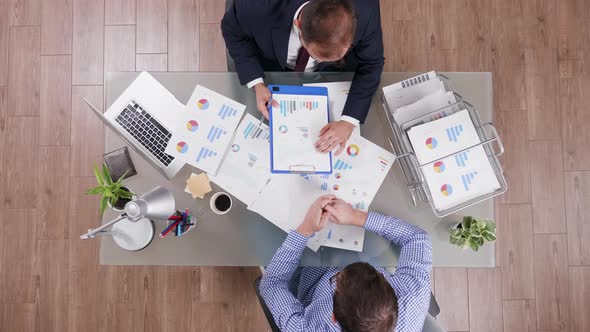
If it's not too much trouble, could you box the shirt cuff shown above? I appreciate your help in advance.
[363,211,388,234]
[246,77,264,89]
[284,230,311,250]
[340,115,360,127]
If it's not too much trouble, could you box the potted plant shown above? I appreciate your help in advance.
[86,164,133,215]
[449,216,496,252]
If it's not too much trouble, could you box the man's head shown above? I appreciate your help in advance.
[295,0,357,62]
[332,262,398,332]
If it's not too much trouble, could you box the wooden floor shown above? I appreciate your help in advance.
[0,0,589,331]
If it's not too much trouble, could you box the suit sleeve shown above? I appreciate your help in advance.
[342,1,385,123]
[221,0,265,85]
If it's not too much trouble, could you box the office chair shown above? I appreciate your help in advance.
[254,277,445,332]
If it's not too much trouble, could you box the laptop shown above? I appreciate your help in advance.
[83,72,185,180]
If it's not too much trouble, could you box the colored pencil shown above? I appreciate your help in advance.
[159,220,180,238]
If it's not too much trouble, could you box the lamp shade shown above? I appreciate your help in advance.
[124,186,175,221]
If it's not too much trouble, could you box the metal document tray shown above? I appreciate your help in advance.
[382,75,507,217]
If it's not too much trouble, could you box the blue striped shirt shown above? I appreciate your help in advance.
[260,212,433,332]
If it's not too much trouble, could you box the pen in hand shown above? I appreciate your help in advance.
[259,96,273,127]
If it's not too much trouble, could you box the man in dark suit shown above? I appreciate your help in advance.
[221,0,384,154]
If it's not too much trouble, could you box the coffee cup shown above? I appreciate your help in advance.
[210,192,232,215]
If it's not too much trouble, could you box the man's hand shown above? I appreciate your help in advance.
[254,83,278,119]
[315,120,355,155]
[296,195,336,237]
[324,198,368,227]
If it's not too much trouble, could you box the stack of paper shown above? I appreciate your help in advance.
[407,110,500,211]
[382,71,456,126]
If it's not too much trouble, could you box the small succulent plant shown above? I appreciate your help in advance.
[449,216,496,252]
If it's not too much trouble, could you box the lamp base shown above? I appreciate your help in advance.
[112,217,155,251]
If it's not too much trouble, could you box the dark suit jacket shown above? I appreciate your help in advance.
[221,0,384,123]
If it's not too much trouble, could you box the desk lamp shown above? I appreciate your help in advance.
[80,186,175,251]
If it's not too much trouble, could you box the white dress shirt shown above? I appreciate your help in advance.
[246,2,359,126]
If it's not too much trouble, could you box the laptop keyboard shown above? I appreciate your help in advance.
[115,100,175,166]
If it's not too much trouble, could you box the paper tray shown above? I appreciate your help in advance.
[382,76,507,217]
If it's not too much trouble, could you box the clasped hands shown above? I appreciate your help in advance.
[254,83,354,155]
[296,195,368,237]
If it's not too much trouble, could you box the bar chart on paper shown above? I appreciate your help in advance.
[196,147,218,162]
[446,124,464,142]
[218,104,240,120]
[334,159,353,170]
[207,126,227,143]
[461,171,478,191]
[454,150,470,167]
[242,120,270,141]
[278,99,320,116]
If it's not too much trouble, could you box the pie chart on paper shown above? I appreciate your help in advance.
[186,120,199,132]
[433,161,446,173]
[197,98,210,110]
[176,142,189,154]
[440,184,453,196]
[426,137,438,149]
[346,144,360,157]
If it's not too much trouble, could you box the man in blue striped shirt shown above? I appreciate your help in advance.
[260,195,432,332]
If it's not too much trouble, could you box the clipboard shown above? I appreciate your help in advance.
[268,85,332,174]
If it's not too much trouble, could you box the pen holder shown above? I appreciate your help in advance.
[159,210,197,239]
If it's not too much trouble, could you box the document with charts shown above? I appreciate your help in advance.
[208,113,273,206]
[420,146,500,211]
[165,85,246,175]
[407,109,480,165]
[269,85,331,173]
[248,135,395,252]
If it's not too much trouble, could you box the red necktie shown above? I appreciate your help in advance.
[294,46,310,72]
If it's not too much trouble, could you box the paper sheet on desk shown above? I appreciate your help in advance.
[247,174,329,251]
[208,114,272,206]
[421,146,500,211]
[248,135,395,252]
[165,85,246,175]
[407,110,481,165]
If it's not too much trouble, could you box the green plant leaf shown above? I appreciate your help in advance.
[450,229,462,237]
[117,190,133,199]
[482,231,496,242]
[462,216,474,229]
[476,219,487,230]
[93,165,104,186]
[85,186,105,195]
[99,195,108,215]
[102,164,114,186]
[116,170,130,183]
[485,221,496,233]
[456,237,467,248]
[449,235,459,245]
[477,237,484,246]
[469,240,480,251]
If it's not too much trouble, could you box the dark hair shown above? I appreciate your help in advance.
[333,262,398,332]
[299,0,356,56]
